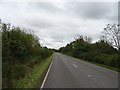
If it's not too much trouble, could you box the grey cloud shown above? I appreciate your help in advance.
[27,2,67,14]
[0,2,118,49]
[25,18,55,29]
[65,2,117,21]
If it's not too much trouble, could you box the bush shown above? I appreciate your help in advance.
[59,35,119,69]
[2,22,53,88]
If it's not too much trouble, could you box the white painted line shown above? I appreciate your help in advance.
[40,59,53,89]
[88,75,91,77]
[72,63,78,69]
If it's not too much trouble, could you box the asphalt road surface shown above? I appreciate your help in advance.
[43,53,118,88]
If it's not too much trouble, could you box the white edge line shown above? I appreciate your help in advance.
[40,57,53,89]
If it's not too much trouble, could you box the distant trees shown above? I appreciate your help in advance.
[59,35,119,69]
[74,35,92,44]
[103,24,120,50]
[84,36,92,43]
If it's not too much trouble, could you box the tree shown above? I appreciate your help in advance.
[2,21,53,88]
[84,36,92,43]
[103,24,120,50]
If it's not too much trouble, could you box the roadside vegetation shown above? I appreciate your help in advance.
[1,21,53,88]
[59,36,119,71]
[14,56,53,88]
[1,19,120,88]
[58,24,120,72]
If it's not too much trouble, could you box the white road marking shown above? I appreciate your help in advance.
[88,75,90,77]
[40,59,53,89]
[72,63,78,68]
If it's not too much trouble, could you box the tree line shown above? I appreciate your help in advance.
[1,21,53,88]
[58,24,120,70]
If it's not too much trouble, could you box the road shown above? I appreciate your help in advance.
[42,53,118,88]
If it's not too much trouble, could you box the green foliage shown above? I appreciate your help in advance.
[14,56,52,88]
[2,23,53,88]
[59,35,119,70]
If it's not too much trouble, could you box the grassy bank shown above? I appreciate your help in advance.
[63,53,120,72]
[14,55,53,88]
[85,60,120,72]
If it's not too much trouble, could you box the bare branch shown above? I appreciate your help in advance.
[103,24,120,50]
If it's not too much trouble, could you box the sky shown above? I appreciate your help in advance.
[0,0,118,49]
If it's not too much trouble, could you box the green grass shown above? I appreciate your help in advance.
[14,55,53,88]
[85,60,120,72]
[62,53,120,72]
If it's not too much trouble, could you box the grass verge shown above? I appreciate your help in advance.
[62,53,120,72]
[14,55,53,88]
[85,60,120,72]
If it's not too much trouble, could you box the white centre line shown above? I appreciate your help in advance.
[72,63,78,68]
[88,75,91,77]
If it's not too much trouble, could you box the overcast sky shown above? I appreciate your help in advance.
[0,0,118,49]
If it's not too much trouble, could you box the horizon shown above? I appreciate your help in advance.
[0,1,118,49]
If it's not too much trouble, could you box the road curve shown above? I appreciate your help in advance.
[43,53,118,88]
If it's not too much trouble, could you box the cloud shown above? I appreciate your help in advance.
[0,1,118,49]
[63,2,117,21]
